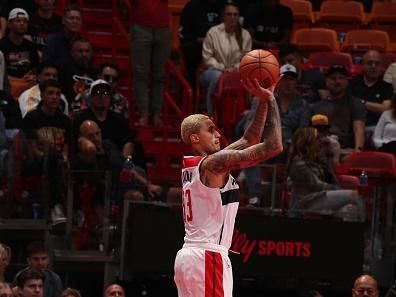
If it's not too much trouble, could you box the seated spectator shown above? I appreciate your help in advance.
[27,0,63,52]
[104,284,125,297]
[0,8,39,82]
[22,80,72,221]
[312,65,366,162]
[15,268,45,297]
[18,63,69,118]
[0,1,36,38]
[279,45,328,103]
[0,243,11,282]
[179,0,222,87]
[244,0,293,50]
[372,94,396,153]
[352,275,379,297]
[287,126,364,221]
[0,49,22,129]
[96,62,128,119]
[73,80,145,170]
[311,114,341,166]
[14,241,62,297]
[349,50,393,131]
[200,3,251,116]
[58,37,95,112]
[384,61,396,94]
[42,4,82,66]
[236,64,311,206]
[61,288,81,297]
[0,282,13,297]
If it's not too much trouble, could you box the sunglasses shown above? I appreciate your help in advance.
[103,74,118,82]
[94,89,110,96]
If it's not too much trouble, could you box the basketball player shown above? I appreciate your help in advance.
[174,78,282,297]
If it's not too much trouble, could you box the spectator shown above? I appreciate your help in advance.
[57,37,95,111]
[27,0,63,52]
[72,80,143,168]
[96,62,128,119]
[372,94,396,153]
[0,282,13,297]
[15,268,45,297]
[0,50,22,129]
[179,0,222,87]
[0,8,39,82]
[0,1,36,38]
[244,0,293,50]
[312,65,366,162]
[22,80,72,221]
[349,50,393,131]
[352,275,379,297]
[104,284,125,297]
[14,242,62,297]
[287,126,364,221]
[130,0,171,127]
[200,3,251,116]
[0,243,11,282]
[61,288,81,297]
[18,63,69,118]
[279,44,328,103]
[42,5,82,66]
[384,61,396,94]
[236,64,310,206]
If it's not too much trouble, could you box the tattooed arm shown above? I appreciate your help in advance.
[224,79,275,150]
[202,84,283,188]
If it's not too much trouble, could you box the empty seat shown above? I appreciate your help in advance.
[369,2,396,46]
[316,1,366,34]
[280,0,315,29]
[308,51,353,73]
[293,28,340,56]
[341,29,390,53]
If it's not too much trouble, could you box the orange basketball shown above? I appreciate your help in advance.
[239,49,280,88]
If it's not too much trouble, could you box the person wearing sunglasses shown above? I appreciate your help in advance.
[96,62,128,119]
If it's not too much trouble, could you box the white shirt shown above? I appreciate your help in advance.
[372,109,396,148]
[18,84,69,118]
[384,62,396,94]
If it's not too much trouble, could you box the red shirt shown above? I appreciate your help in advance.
[131,0,169,28]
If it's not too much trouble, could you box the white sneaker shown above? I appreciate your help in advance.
[51,204,67,224]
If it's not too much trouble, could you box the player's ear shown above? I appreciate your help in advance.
[190,133,200,144]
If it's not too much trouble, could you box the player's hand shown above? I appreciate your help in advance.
[241,78,275,102]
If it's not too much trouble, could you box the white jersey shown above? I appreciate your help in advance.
[181,155,240,250]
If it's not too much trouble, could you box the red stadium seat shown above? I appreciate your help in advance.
[308,52,353,73]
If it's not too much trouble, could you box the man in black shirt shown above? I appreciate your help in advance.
[179,0,222,87]
[349,50,393,130]
[244,0,293,49]
[0,8,39,80]
[27,0,63,51]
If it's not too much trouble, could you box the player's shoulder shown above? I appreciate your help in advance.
[182,155,205,169]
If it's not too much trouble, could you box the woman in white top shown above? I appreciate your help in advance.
[372,94,396,153]
[200,3,252,116]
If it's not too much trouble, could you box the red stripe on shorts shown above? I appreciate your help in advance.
[205,251,224,297]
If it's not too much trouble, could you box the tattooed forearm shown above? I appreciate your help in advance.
[204,100,282,174]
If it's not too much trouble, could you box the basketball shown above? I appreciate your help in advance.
[239,50,280,88]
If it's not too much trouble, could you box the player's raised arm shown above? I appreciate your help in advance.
[202,79,283,180]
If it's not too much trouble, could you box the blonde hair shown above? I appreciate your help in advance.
[180,114,209,144]
[61,288,81,297]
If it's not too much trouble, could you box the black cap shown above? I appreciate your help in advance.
[327,64,348,77]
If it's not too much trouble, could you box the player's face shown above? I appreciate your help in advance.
[196,119,221,154]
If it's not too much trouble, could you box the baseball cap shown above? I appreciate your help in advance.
[89,79,111,96]
[8,8,29,21]
[311,114,329,127]
[327,64,348,77]
[280,64,298,77]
